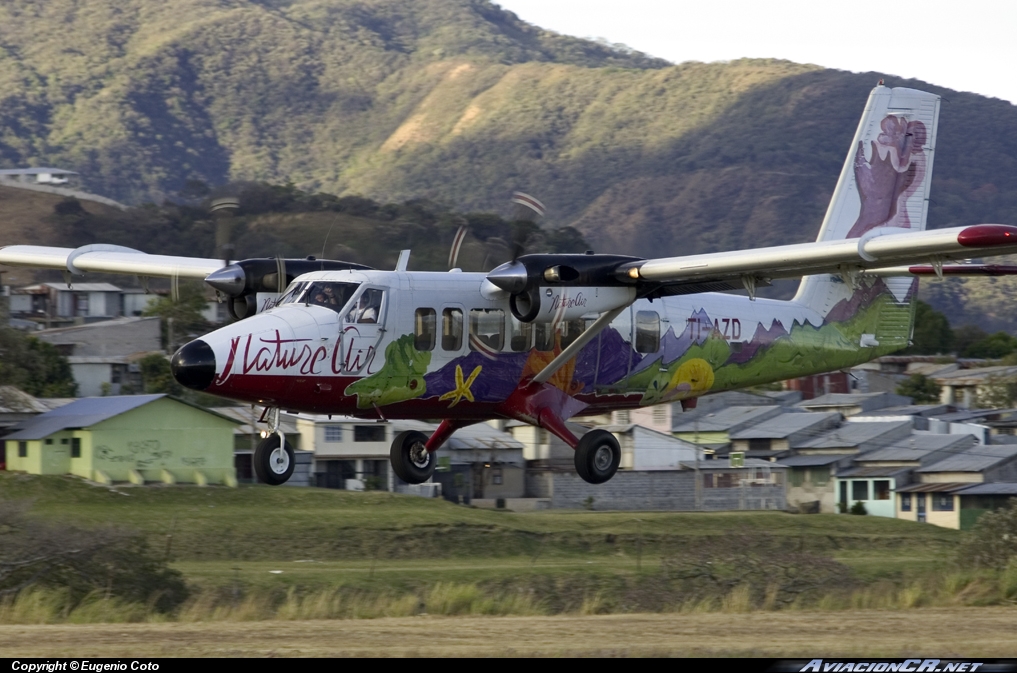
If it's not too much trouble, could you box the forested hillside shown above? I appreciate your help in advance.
[2,0,1017,328]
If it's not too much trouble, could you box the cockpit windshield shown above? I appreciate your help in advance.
[277,281,361,314]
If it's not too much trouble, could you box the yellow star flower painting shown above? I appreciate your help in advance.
[439,364,482,408]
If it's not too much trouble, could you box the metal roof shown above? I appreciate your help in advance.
[956,482,1017,496]
[680,458,785,470]
[934,366,1017,385]
[896,482,977,493]
[672,406,782,433]
[795,392,906,408]
[856,405,951,417]
[777,454,851,467]
[857,434,974,462]
[915,445,1017,473]
[212,407,300,436]
[729,412,840,439]
[798,421,912,449]
[4,395,237,440]
[394,420,523,451]
[837,465,912,479]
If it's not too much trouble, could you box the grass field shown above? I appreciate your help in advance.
[4,471,1013,631]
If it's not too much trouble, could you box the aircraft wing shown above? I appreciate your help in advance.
[621,224,1017,294]
[0,244,224,279]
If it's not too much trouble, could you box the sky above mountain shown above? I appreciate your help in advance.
[497,0,1017,106]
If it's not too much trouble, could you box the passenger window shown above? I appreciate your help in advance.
[559,318,586,349]
[414,308,436,351]
[635,311,660,353]
[442,308,463,351]
[534,322,554,352]
[469,309,505,352]
[508,316,532,352]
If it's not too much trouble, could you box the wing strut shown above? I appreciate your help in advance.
[531,305,629,385]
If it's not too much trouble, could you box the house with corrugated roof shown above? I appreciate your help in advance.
[729,411,842,459]
[896,444,1017,528]
[835,433,976,517]
[672,405,784,452]
[2,395,238,485]
[794,392,913,417]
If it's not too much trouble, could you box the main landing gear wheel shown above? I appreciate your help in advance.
[574,429,621,484]
[254,434,294,485]
[390,430,436,484]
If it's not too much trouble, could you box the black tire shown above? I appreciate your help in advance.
[574,429,621,484]
[253,434,295,485]
[390,430,436,484]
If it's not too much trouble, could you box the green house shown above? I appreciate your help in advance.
[3,395,239,486]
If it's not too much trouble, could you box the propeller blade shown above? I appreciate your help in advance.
[448,224,468,270]
[511,191,545,220]
[275,255,287,293]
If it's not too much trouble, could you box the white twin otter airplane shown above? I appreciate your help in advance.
[4,84,1016,486]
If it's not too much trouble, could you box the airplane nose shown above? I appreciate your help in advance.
[171,339,216,391]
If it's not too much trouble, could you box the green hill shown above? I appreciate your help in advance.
[2,0,1017,328]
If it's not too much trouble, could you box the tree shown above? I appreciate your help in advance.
[958,498,1017,569]
[962,332,1017,359]
[905,301,954,355]
[976,375,1017,409]
[0,328,77,397]
[896,374,941,404]
[142,281,212,351]
[138,353,183,396]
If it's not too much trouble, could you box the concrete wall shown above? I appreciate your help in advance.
[547,470,785,511]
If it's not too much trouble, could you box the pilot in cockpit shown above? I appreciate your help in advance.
[348,289,381,323]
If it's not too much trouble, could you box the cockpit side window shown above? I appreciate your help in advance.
[346,288,384,324]
[287,281,360,313]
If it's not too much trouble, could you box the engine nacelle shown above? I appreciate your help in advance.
[487,253,644,323]
[510,285,636,323]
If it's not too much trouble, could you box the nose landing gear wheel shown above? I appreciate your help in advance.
[390,430,436,484]
[574,429,621,484]
[254,434,295,485]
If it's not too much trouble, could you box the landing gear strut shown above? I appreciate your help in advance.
[574,429,621,484]
[390,430,436,484]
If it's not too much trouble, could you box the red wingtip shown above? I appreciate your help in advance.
[957,224,1017,248]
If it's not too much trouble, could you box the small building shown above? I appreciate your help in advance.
[778,454,851,513]
[794,392,913,417]
[672,405,784,452]
[795,420,913,455]
[32,317,162,396]
[10,283,124,324]
[3,395,238,486]
[934,366,1017,409]
[896,445,1017,528]
[0,167,78,186]
[729,411,842,459]
[834,433,977,517]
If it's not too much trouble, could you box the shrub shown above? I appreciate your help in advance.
[849,501,867,515]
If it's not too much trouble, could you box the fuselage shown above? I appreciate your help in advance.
[172,268,909,420]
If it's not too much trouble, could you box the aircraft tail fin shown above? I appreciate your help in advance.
[793,84,941,349]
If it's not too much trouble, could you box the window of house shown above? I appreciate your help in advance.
[492,468,503,485]
[932,494,955,511]
[60,438,69,444]
[790,469,804,487]
[71,438,81,458]
[442,308,463,351]
[748,438,771,452]
[901,493,912,512]
[811,467,830,486]
[852,480,869,501]
[45,438,53,445]
[353,425,386,442]
[324,425,343,443]
[839,480,848,506]
[716,473,733,488]
[414,308,436,351]
[469,309,504,352]
[635,311,660,353]
[873,480,891,500]
[703,473,715,488]
[18,441,27,458]
[653,406,667,424]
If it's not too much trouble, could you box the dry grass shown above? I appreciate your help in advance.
[3,608,1017,657]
